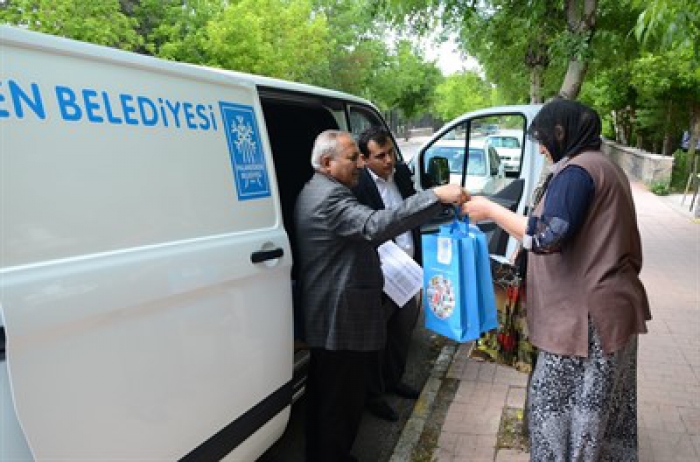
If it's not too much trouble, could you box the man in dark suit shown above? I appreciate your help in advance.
[353,126,423,422]
[294,130,467,462]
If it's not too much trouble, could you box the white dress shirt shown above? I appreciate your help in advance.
[368,169,415,258]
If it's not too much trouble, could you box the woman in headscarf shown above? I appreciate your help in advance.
[464,98,652,460]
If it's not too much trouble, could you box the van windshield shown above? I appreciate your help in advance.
[489,136,520,148]
[425,147,486,176]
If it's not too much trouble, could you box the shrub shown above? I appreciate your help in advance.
[670,149,688,191]
[650,181,671,196]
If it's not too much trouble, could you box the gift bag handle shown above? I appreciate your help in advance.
[452,205,469,228]
[439,206,472,236]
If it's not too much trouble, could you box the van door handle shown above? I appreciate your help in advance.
[251,248,284,263]
[1,326,5,362]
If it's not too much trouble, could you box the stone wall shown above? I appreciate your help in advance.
[601,140,674,186]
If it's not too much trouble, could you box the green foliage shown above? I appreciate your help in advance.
[326,38,391,96]
[600,114,616,139]
[133,0,225,62]
[671,149,690,191]
[5,0,696,149]
[0,0,141,50]
[312,0,392,94]
[432,71,492,120]
[454,1,565,103]
[551,29,594,63]
[382,0,606,103]
[204,0,332,83]
[649,181,670,196]
[371,40,442,118]
[312,0,378,46]
[633,0,700,60]
[626,48,699,153]
[630,49,699,102]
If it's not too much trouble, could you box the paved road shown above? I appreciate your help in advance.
[258,310,447,462]
[397,137,430,164]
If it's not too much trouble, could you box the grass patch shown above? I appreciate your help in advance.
[411,427,438,462]
[496,407,530,452]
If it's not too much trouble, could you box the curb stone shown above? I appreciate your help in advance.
[389,343,458,461]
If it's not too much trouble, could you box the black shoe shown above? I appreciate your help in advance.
[366,398,398,422]
[390,382,420,399]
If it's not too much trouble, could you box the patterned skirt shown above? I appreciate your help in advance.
[528,321,639,461]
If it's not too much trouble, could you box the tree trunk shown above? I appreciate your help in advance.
[613,108,632,145]
[530,65,545,103]
[612,110,622,143]
[559,58,588,100]
[624,107,635,147]
[525,38,549,104]
[662,100,673,156]
[558,0,597,100]
[687,102,700,187]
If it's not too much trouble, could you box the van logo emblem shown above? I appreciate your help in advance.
[219,102,271,200]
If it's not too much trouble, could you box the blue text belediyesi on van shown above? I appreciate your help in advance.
[0,80,218,131]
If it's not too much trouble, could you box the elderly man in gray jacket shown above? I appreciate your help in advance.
[294,129,467,462]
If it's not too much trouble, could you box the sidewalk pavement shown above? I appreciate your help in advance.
[392,182,700,462]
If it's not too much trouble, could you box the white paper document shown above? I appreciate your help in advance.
[377,241,424,307]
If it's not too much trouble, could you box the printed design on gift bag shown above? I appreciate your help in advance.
[427,274,456,319]
[437,236,452,264]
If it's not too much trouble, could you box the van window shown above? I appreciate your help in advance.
[422,122,508,197]
[348,105,381,138]
[347,105,405,163]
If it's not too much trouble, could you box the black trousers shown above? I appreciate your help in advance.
[305,348,373,462]
[367,295,420,399]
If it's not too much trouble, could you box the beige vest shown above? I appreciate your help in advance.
[527,151,651,357]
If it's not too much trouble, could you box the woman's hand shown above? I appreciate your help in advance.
[462,195,528,242]
[462,196,495,221]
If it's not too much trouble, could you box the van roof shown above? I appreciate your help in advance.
[0,25,377,109]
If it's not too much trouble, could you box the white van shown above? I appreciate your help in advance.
[485,129,525,173]
[0,26,413,461]
[1,26,545,461]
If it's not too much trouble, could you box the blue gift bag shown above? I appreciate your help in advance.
[471,221,498,333]
[422,212,497,342]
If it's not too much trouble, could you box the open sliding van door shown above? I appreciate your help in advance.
[413,105,544,260]
[0,27,292,461]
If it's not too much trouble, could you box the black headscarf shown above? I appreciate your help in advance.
[528,99,602,162]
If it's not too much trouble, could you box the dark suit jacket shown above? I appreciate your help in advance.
[294,172,442,351]
[352,163,423,264]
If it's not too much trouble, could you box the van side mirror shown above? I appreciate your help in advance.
[427,156,450,186]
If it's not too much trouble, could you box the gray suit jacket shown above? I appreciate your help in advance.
[294,172,442,351]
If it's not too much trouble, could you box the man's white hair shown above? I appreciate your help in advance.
[311,130,347,169]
